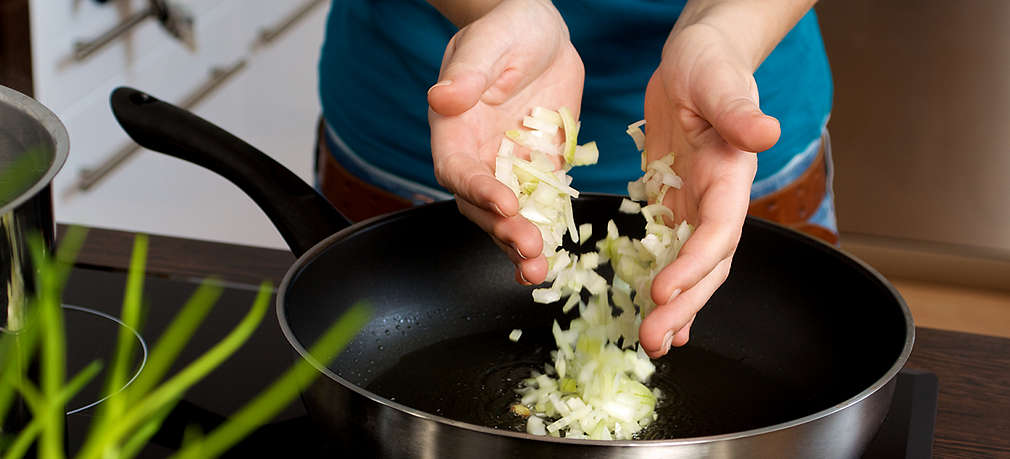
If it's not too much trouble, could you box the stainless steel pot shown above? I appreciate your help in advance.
[0,85,69,334]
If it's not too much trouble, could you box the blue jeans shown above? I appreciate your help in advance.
[750,127,838,236]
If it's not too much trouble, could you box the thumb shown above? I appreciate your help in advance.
[427,25,513,116]
[711,98,781,153]
[694,67,781,153]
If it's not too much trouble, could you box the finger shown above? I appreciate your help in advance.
[649,216,739,308]
[457,199,543,258]
[458,199,548,284]
[489,237,540,286]
[712,98,781,153]
[641,258,731,358]
[671,314,695,348]
[691,65,780,153]
[490,237,550,286]
[490,234,526,264]
[433,148,520,217]
[427,24,513,116]
[650,168,751,306]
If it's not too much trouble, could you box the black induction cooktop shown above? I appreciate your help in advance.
[61,267,937,458]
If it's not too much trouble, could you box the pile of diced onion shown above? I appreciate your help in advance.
[495,108,693,440]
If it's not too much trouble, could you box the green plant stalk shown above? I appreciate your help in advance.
[0,225,372,458]
[120,400,178,459]
[0,321,37,434]
[172,303,372,459]
[118,279,223,457]
[3,362,102,459]
[22,227,87,456]
[77,282,271,459]
[104,235,148,420]
[80,235,148,457]
[0,338,15,432]
[126,279,223,403]
[27,235,66,459]
[50,227,88,296]
[37,297,64,459]
[179,424,205,456]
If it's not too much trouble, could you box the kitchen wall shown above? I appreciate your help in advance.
[31,1,1010,293]
[816,0,1010,291]
[31,0,328,250]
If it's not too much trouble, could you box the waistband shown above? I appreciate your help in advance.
[325,117,831,204]
[323,121,451,204]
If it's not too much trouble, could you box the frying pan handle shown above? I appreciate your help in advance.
[110,86,351,257]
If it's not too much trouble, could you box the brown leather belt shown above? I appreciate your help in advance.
[317,120,838,244]
[747,142,838,245]
[316,121,413,223]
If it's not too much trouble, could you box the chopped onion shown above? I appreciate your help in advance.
[509,329,523,342]
[618,199,641,214]
[524,115,560,135]
[626,120,646,152]
[498,137,516,158]
[578,223,593,245]
[532,288,562,304]
[559,107,580,164]
[497,109,695,441]
[627,152,682,204]
[511,158,579,197]
[572,141,599,166]
[532,106,563,126]
[506,129,562,156]
[527,416,547,435]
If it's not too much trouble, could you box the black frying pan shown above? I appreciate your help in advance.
[110,87,913,458]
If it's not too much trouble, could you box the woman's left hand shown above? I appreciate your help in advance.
[638,23,781,358]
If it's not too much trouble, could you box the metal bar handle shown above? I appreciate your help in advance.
[72,8,154,62]
[252,0,328,49]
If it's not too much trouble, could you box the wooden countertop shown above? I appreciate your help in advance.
[64,225,1010,457]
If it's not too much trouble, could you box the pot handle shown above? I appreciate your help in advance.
[110,86,351,257]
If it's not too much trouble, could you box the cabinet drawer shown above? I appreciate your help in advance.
[30,0,309,114]
[50,0,329,249]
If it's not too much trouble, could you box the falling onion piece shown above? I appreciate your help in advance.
[618,199,641,214]
[493,108,694,440]
[626,120,646,152]
[578,223,593,245]
[559,107,580,164]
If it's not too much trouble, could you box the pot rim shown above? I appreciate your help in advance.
[0,86,70,215]
[277,196,915,447]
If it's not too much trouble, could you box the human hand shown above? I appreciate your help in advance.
[427,0,584,285]
[638,24,781,358]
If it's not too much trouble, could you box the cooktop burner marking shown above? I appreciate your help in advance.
[62,304,148,415]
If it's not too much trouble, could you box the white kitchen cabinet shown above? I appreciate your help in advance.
[33,0,330,250]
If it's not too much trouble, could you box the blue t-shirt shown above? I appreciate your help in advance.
[319,0,833,195]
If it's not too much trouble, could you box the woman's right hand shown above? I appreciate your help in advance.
[427,0,584,285]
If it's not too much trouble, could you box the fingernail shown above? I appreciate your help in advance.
[493,203,507,218]
[666,288,682,305]
[427,80,452,95]
[513,245,527,260]
[519,269,530,284]
[661,330,674,353]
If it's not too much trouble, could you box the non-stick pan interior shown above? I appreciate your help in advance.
[281,194,910,439]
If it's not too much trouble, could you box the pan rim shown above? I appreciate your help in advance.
[276,193,915,447]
